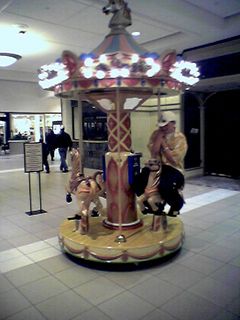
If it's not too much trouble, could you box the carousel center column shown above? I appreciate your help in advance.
[103,93,141,230]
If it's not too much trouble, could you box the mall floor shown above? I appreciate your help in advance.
[0,152,240,320]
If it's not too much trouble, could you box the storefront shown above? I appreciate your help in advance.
[1,112,62,154]
[72,100,108,169]
[10,113,62,140]
[0,113,8,145]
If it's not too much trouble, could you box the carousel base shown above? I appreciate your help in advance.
[58,214,184,264]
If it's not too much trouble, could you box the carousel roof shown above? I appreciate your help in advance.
[38,0,199,100]
[92,29,147,57]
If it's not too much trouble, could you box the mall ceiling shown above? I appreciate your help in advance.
[0,0,240,92]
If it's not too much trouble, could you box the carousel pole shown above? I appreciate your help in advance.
[115,86,126,242]
[157,88,161,122]
[78,94,84,174]
[152,86,168,231]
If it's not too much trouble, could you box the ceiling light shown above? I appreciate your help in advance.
[0,53,22,67]
[131,31,140,37]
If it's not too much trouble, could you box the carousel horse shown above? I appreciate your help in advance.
[133,159,168,232]
[65,148,105,234]
[133,157,186,231]
[102,0,132,29]
[136,159,163,214]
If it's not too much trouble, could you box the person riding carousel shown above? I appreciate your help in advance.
[147,111,188,217]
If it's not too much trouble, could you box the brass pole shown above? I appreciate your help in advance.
[115,87,126,243]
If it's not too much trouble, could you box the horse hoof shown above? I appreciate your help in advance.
[66,194,72,203]
[91,209,100,217]
[141,210,148,215]
[68,214,81,220]
[168,210,180,217]
[161,215,168,231]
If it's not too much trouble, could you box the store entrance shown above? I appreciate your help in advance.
[184,93,201,170]
[204,90,240,178]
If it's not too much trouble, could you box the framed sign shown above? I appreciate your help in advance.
[24,142,43,173]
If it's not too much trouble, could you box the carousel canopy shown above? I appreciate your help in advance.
[38,0,199,102]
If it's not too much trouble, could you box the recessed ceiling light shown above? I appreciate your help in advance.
[13,23,29,34]
[131,31,141,37]
[0,53,22,67]
[0,25,49,56]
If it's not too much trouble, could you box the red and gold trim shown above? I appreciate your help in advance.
[107,112,131,152]
[58,215,184,263]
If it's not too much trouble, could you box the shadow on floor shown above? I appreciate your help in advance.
[64,248,182,272]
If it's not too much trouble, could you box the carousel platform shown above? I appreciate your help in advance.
[58,214,184,264]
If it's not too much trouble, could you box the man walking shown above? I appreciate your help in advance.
[57,126,72,173]
[46,128,57,161]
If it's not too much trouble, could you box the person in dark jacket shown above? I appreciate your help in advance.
[46,128,57,161]
[39,139,50,173]
[57,127,72,172]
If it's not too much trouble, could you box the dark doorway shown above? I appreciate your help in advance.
[183,92,201,169]
[205,89,240,178]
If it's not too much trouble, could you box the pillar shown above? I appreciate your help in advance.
[103,109,141,229]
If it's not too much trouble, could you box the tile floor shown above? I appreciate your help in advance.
[0,154,240,320]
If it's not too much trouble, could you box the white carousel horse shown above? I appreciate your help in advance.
[102,0,132,29]
[65,148,105,234]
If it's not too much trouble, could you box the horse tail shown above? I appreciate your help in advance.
[92,170,103,180]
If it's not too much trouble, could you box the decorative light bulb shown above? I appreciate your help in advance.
[131,54,139,63]
[152,63,161,73]
[38,71,47,80]
[120,67,130,77]
[84,57,93,67]
[145,57,154,65]
[82,67,93,78]
[110,68,120,78]
[96,70,105,79]
[99,54,107,63]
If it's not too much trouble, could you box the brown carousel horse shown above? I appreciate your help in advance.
[65,148,105,234]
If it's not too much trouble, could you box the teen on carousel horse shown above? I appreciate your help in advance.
[132,111,188,231]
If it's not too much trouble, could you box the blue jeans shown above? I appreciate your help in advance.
[58,148,68,171]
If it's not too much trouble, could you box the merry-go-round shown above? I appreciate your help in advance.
[38,0,199,264]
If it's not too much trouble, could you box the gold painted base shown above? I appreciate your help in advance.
[58,215,184,263]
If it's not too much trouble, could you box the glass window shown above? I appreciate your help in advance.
[45,114,62,133]
[0,120,6,144]
[10,113,61,142]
